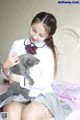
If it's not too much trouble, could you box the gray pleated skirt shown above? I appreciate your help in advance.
[32,92,72,120]
[0,92,72,120]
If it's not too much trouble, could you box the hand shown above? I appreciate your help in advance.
[3,52,20,69]
[2,52,20,76]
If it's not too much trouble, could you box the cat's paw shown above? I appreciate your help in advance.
[29,80,34,85]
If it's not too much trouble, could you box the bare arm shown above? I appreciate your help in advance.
[2,52,20,75]
[8,73,20,84]
[2,52,20,83]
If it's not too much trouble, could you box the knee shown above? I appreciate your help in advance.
[3,102,24,113]
[22,103,35,120]
[3,102,20,120]
[22,102,52,120]
[3,102,25,120]
[3,102,17,112]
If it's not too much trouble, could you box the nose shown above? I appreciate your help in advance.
[33,34,38,40]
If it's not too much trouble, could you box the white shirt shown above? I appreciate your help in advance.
[1,38,54,97]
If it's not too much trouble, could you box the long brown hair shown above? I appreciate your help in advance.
[31,12,57,76]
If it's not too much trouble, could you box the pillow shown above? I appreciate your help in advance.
[51,81,80,103]
[68,86,80,103]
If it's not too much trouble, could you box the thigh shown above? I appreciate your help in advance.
[22,102,52,120]
[3,102,26,120]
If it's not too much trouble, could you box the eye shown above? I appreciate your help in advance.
[32,27,36,32]
[39,34,44,37]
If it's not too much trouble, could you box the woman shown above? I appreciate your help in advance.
[1,12,71,120]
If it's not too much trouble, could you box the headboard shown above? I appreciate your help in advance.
[53,25,80,83]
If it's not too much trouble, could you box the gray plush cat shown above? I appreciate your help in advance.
[0,54,40,103]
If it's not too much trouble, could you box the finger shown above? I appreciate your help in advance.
[10,52,18,57]
[13,55,19,61]
[11,53,19,61]
[15,59,20,65]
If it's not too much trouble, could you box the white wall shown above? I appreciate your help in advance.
[0,0,80,83]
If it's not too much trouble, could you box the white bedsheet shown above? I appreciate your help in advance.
[65,110,80,120]
[51,110,80,120]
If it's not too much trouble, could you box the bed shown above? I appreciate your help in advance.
[51,25,80,120]
[0,25,80,119]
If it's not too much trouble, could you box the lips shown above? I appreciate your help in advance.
[31,37,38,43]
[32,38,37,42]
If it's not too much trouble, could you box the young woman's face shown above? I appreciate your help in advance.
[29,22,49,43]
